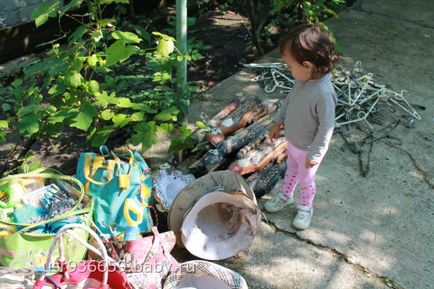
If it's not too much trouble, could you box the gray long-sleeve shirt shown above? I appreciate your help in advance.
[272,73,337,162]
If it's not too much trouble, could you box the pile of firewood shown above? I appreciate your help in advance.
[188,96,287,198]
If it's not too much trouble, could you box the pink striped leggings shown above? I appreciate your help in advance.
[282,141,321,207]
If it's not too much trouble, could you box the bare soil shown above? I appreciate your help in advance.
[188,10,256,88]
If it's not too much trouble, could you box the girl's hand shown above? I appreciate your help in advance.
[305,159,318,168]
[269,122,282,140]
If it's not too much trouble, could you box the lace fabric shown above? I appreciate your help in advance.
[153,166,195,211]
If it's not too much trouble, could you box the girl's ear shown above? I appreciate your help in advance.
[302,61,314,70]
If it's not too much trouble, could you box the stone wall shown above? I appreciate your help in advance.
[0,0,64,28]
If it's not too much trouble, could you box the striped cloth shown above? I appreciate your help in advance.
[163,260,248,289]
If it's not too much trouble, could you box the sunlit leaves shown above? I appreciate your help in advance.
[31,0,61,27]
[129,122,158,150]
[154,107,179,122]
[195,121,208,129]
[169,125,194,153]
[101,109,115,121]
[94,91,117,108]
[88,127,113,147]
[105,40,139,66]
[67,72,83,87]
[112,31,142,44]
[18,105,41,136]
[88,80,100,94]
[112,114,129,128]
[70,102,98,131]
[116,97,134,108]
[130,112,144,122]
[152,32,176,57]
[0,119,7,143]
[0,121,8,129]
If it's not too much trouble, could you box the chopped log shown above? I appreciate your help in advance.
[276,150,288,163]
[205,106,258,146]
[237,135,266,158]
[249,157,287,198]
[223,97,261,124]
[220,116,273,154]
[228,137,287,175]
[205,98,277,146]
[205,97,260,146]
[190,116,274,174]
[207,96,246,127]
[237,129,284,159]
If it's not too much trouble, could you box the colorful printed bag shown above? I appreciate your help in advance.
[76,146,153,237]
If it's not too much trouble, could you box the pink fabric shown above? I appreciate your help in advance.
[33,260,132,289]
[121,227,179,289]
[282,141,322,207]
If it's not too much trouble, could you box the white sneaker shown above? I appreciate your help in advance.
[293,205,313,230]
[264,192,294,213]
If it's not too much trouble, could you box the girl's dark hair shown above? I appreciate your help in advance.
[279,24,338,75]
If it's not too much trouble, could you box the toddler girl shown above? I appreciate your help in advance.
[264,24,337,230]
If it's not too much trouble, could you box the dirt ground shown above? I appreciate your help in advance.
[188,10,258,86]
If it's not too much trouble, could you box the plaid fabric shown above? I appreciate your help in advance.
[163,260,248,289]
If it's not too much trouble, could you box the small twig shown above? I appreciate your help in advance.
[0,137,37,176]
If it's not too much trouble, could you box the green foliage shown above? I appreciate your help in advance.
[18,152,42,173]
[195,121,208,130]
[31,0,61,27]
[269,0,345,53]
[166,16,209,60]
[194,0,345,55]
[271,0,345,27]
[105,40,140,66]
[0,120,8,143]
[169,125,195,153]
[0,0,202,162]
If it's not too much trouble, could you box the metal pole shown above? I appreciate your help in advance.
[176,0,188,119]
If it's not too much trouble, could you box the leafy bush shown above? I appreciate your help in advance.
[0,0,201,174]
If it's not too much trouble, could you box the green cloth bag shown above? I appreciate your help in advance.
[0,213,91,268]
[75,146,153,238]
[0,170,91,268]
